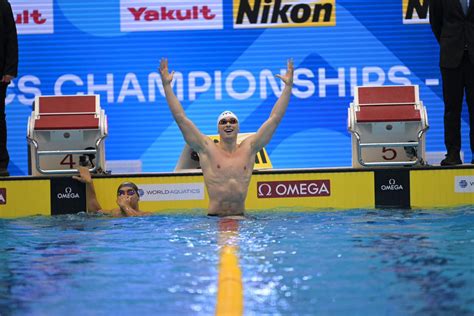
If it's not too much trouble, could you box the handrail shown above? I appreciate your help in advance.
[27,134,108,175]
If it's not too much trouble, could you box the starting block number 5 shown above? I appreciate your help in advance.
[382,147,397,160]
[361,146,412,164]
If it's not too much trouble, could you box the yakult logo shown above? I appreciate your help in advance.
[0,188,6,205]
[57,187,80,200]
[120,0,223,32]
[11,0,54,34]
[128,6,215,21]
[381,178,404,191]
[16,10,47,25]
[257,180,330,198]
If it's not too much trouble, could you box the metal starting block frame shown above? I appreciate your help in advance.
[27,95,108,175]
[348,85,429,167]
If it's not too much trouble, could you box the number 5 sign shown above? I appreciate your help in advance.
[351,143,422,168]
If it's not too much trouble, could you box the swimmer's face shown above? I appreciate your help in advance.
[218,116,239,139]
[117,185,140,205]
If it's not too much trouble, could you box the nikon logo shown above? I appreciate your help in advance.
[402,0,429,24]
[233,0,335,29]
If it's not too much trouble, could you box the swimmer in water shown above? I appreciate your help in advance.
[159,58,294,217]
[73,166,151,217]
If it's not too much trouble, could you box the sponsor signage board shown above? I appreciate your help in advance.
[138,183,205,201]
[120,0,224,32]
[50,177,86,215]
[0,188,6,205]
[0,181,50,217]
[257,180,330,198]
[233,0,336,29]
[12,0,54,34]
[455,176,474,193]
[374,170,410,208]
[402,0,429,24]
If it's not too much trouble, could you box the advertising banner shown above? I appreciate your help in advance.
[7,0,460,176]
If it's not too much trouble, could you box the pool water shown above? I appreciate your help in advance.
[0,207,473,315]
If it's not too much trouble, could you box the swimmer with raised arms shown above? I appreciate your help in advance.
[159,58,294,216]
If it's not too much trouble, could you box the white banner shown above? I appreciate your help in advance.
[455,176,474,193]
[138,183,205,201]
[11,0,54,35]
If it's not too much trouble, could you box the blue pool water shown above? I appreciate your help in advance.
[0,207,473,316]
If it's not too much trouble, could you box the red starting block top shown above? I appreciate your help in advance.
[34,114,99,130]
[37,95,97,113]
[356,105,421,122]
[357,86,417,105]
[34,95,100,130]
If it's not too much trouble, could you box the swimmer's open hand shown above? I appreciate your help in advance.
[72,166,92,184]
[275,58,294,86]
[159,58,174,86]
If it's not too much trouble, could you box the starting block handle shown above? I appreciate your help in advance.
[352,126,429,167]
[359,141,419,148]
[355,138,424,167]
[359,160,419,167]
[27,135,107,175]
[36,149,98,156]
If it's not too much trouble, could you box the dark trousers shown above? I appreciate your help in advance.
[440,51,474,157]
[0,82,9,169]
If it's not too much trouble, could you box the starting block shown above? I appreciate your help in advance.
[27,95,108,175]
[348,85,429,167]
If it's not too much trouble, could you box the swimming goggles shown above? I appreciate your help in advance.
[218,118,238,125]
[117,189,136,196]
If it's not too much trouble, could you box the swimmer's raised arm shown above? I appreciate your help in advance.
[159,58,210,153]
[247,59,294,153]
[73,166,104,214]
[74,167,150,217]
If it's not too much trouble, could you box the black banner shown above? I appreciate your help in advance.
[50,177,86,215]
[374,170,410,209]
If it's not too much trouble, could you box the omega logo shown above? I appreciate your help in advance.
[257,180,330,198]
[57,187,80,199]
[381,178,404,191]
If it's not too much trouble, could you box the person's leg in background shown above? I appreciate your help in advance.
[0,82,9,176]
[465,53,474,164]
[440,62,464,165]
